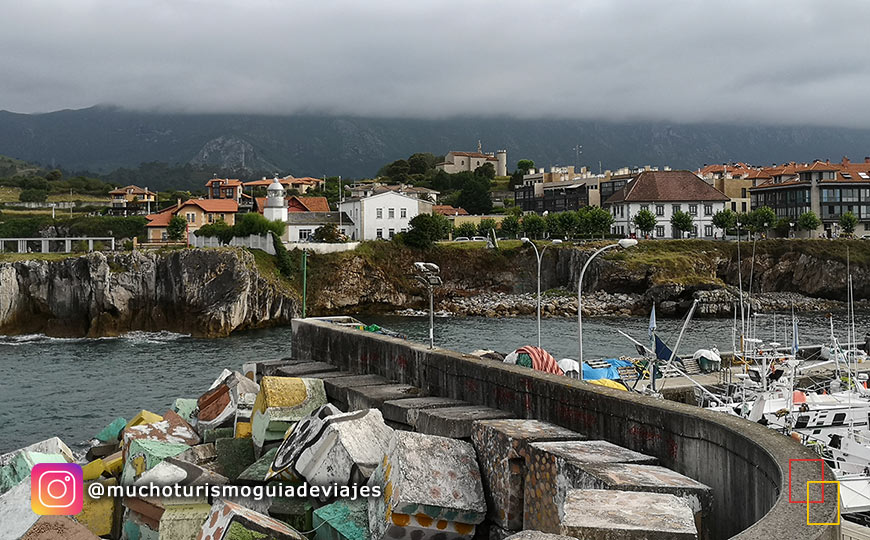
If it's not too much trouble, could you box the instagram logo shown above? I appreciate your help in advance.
[30,463,83,515]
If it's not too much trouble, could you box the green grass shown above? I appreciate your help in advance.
[0,187,20,202]
[47,193,108,203]
[0,252,83,262]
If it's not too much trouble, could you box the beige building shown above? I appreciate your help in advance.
[109,185,157,215]
[696,164,761,214]
[145,199,238,242]
[436,150,507,176]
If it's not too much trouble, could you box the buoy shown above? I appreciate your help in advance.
[791,432,801,442]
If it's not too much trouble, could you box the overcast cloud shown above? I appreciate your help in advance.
[1,0,869,126]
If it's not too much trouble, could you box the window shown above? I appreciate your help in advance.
[207,213,214,223]
[741,201,747,212]
[376,208,383,219]
[655,225,665,237]
[388,228,395,239]
[161,231,167,241]
[704,204,713,216]
[672,204,681,214]
[741,188,747,198]
[655,205,664,216]
[640,204,649,211]
[299,229,312,240]
[400,208,407,218]
[705,225,713,237]
[376,228,383,239]
[388,208,395,219]
[186,212,196,223]
[692,225,698,237]
[689,204,698,215]
[731,202,737,211]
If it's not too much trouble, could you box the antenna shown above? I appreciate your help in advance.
[573,144,583,169]
[478,140,482,154]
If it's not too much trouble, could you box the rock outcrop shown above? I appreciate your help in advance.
[0,249,298,337]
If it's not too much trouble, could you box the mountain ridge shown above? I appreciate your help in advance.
[2,106,870,185]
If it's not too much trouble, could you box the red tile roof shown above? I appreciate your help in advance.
[109,184,156,196]
[205,178,242,187]
[180,199,239,213]
[433,205,469,216]
[146,211,174,227]
[605,170,729,204]
[295,196,330,212]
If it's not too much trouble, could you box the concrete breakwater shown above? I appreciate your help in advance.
[292,317,840,539]
[0,249,299,337]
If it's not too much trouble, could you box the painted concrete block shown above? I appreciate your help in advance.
[136,457,228,491]
[79,477,118,537]
[237,447,278,484]
[267,404,343,482]
[470,419,583,530]
[313,498,369,540]
[176,443,219,472]
[158,503,212,540]
[196,498,305,540]
[559,489,697,540]
[125,410,165,433]
[0,473,39,540]
[96,417,129,443]
[346,384,422,411]
[215,438,255,482]
[123,503,161,540]
[274,361,341,377]
[415,406,514,439]
[123,411,200,462]
[173,399,199,424]
[124,496,165,531]
[121,439,191,485]
[81,459,105,481]
[242,358,303,383]
[0,437,74,467]
[233,393,255,439]
[295,409,394,489]
[381,397,470,427]
[104,451,124,477]
[197,370,260,435]
[523,440,657,533]
[19,515,100,540]
[251,377,327,454]
[203,428,235,444]
[86,441,119,461]
[269,496,314,534]
[569,463,712,537]
[368,431,486,540]
[0,451,68,494]
[503,532,574,540]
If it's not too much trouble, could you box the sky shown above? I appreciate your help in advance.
[2,0,869,127]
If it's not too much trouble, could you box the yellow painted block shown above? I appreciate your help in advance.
[81,459,105,481]
[235,421,252,439]
[78,477,118,537]
[255,377,307,413]
[103,451,124,476]
[124,410,163,432]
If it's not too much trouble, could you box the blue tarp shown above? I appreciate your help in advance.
[582,358,634,380]
[654,335,674,361]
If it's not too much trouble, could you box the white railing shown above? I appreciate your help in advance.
[0,237,115,253]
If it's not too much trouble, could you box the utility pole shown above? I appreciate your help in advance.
[573,144,582,170]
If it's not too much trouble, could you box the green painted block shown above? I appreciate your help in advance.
[226,521,270,540]
[313,499,369,540]
[173,398,198,424]
[215,438,255,481]
[270,495,313,533]
[0,452,67,494]
[95,417,128,443]
[203,427,235,443]
[237,447,278,484]
[121,439,190,485]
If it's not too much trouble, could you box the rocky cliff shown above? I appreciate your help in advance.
[0,249,299,337]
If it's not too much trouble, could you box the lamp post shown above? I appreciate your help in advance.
[522,238,561,348]
[413,262,442,349]
[578,238,638,379]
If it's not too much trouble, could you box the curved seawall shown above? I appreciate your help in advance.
[291,317,839,540]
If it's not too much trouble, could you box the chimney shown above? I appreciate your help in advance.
[865,156,870,164]
[843,156,851,165]
[825,159,830,164]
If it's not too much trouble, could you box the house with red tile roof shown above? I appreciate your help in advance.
[604,170,728,238]
[145,199,239,242]
[109,185,157,215]
[244,175,325,194]
[206,178,244,203]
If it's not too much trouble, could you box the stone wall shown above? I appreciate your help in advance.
[291,318,839,540]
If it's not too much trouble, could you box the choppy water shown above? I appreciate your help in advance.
[1,312,867,453]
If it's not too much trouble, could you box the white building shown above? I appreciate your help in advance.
[339,191,434,241]
[285,212,354,242]
[263,178,288,223]
[603,170,729,238]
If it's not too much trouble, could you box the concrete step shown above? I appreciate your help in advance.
[415,406,515,439]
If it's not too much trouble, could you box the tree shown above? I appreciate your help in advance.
[500,214,520,238]
[632,209,656,237]
[516,159,535,174]
[408,153,436,175]
[840,211,858,236]
[233,212,286,238]
[474,162,496,180]
[774,218,791,238]
[587,207,615,237]
[456,177,493,215]
[712,209,737,237]
[167,215,187,241]
[19,189,48,203]
[454,222,478,238]
[45,169,63,183]
[750,206,777,236]
[797,211,821,232]
[312,224,343,243]
[403,213,451,249]
[545,213,563,237]
[521,213,546,239]
[384,159,411,182]
[477,218,497,237]
[556,211,580,238]
[670,210,694,238]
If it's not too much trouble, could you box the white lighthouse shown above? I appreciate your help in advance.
[264,177,288,222]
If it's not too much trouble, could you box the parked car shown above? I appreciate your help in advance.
[471,236,487,242]
[453,236,470,242]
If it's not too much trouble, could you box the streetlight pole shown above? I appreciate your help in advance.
[414,262,442,349]
[522,238,562,348]
[578,239,638,379]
